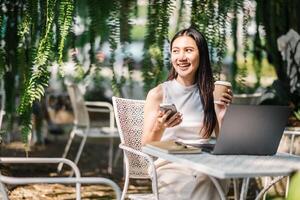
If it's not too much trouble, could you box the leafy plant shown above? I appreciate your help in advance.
[294,109,300,121]
[3,0,75,145]
[1,0,298,146]
[142,0,174,93]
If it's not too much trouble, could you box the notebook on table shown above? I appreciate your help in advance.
[146,140,202,154]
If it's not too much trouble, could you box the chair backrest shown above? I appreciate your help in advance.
[112,97,149,178]
[66,84,90,127]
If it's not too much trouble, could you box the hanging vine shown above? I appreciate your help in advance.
[17,0,75,144]
[0,5,6,77]
[0,0,284,145]
[142,0,175,93]
[107,0,124,97]
[58,0,74,74]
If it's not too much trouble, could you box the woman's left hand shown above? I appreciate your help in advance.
[215,89,233,120]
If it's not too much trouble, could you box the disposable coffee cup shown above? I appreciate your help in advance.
[213,81,232,104]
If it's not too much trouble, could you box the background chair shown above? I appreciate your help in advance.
[0,157,121,200]
[58,83,119,175]
[112,97,159,200]
[258,127,300,200]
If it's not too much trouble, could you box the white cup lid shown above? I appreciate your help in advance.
[214,81,232,87]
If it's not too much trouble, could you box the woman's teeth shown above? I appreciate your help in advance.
[178,64,190,69]
[178,63,190,68]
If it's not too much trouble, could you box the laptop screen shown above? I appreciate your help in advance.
[212,105,290,155]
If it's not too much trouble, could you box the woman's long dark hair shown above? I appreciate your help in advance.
[168,27,217,138]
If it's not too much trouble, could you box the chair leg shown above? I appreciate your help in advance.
[113,148,122,167]
[0,182,8,200]
[57,129,76,172]
[68,134,87,177]
[108,138,114,174]
[74,134,88,165]
[285,176,290,198]
[120,153,131,200]
[121,165,130,200]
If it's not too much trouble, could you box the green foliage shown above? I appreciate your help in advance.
[255,0,300,108]
[16,0,75,144]
[294,109,300,121]
[58,0,74,74]
[191,0,230,79]
[142,0,175,93]
[1,0,297,146]
[107,0,122,97]
[0,13,5,77]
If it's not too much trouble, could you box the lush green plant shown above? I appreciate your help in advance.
[255,0,300,108]
[294,109,300,121]
[142,0,175,92]
[0,0,75,145]
[1,0,298,145]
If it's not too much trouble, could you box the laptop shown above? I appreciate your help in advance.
[204,105,290,155]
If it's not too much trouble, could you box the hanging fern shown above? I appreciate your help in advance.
[142,0,175,93]
[0,11,5,77]
[57,0,74,74]
[120,0,132,44]
[175,0,185,32]
[18,0,75,144]
[120,0,136,95]
[242,0,251,63]
[231,1,238,91]
[107,0,123,97]
[214,0,232,80]
[251,6,263,89]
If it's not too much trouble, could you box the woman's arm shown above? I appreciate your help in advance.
[142,85,182,145]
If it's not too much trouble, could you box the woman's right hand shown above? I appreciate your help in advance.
[142,84,182,145]
[156,110,183,129]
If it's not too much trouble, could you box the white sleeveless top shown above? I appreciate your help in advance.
[161,79,204,141]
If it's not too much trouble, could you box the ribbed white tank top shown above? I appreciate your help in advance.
[161,79,204,141]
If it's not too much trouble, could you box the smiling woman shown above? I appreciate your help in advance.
[141,27,233,200]
[170,36,200,84]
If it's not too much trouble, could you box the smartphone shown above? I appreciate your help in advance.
[159,103,177,120]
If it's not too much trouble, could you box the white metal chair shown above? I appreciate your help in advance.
[281,127,300,198]
[0,157,121,200]
[58,83,119,175]
[0,92,121,200]
[259,127,300,200]
[112,97,159,200]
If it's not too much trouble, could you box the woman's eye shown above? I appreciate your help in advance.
[172,49,179,53]
[186,48,193,53]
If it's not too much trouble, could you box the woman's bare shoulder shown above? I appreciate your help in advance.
[146,84,163,103]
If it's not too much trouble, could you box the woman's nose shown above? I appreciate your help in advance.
[178,52,187,60]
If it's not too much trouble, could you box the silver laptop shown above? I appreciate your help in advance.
[209,105,290,155]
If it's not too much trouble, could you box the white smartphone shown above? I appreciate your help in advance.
[159,103,177,120]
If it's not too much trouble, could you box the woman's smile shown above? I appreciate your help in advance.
[171,35,200,85]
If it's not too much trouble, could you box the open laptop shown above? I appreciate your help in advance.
[204,105,290,155]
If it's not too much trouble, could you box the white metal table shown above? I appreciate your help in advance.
[142,146,300,200]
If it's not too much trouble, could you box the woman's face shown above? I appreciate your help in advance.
[171,35,200,83]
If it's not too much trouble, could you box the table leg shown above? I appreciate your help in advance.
[233,179,239,200]
[208,176,226,200]
[240,178,249,200]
